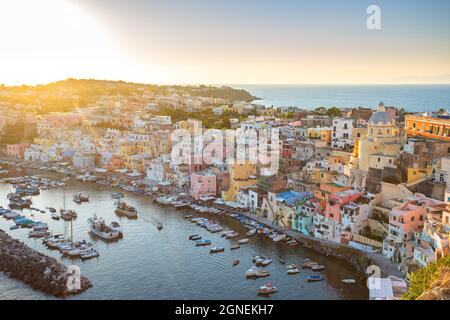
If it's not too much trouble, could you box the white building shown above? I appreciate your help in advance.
[332,118,355,149]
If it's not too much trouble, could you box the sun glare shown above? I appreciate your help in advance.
[0,0,119,85]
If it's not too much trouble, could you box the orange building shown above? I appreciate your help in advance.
[405,115,450,141]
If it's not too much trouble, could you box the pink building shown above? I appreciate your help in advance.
[190,172,217,200]
[325,189,364,223]
[389,201,426,243]
[6,143,30,159]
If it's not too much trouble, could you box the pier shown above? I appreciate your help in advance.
[0,230,92,297]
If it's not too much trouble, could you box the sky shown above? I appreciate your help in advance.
[0,0,449,86]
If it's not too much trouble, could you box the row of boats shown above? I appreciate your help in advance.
[43,235,99,260]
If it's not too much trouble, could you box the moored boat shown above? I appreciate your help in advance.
[209,246,225,253]
[87,215,121,241]
[287,268,301,275]
[342,279,356,284]
[115,201,138,218]
[257,283,277,295]
[195,239,211,246]
[307,275,324,282]
[230,244,240,250]
[238,238,250,244]
[232,259,240,267]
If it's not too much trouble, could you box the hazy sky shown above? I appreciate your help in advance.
[0,0,449,85]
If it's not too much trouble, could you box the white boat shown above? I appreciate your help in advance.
[286,264,297,270]
[257,283,277,295]
[68,244,95,257]
[245,266,258,278]
[87,215,121,241]
[28,230,50,238]
[342,279,356,284]
[209,246,225,253]
[287,268,301,275]
[80,248,100,260]
[51,212,60,220]
[115,201,138,218]
[246,229,256,236]
[260,258,273,267]
[238,238,250,244]
[272,234,286,242]
[225,232,238,239]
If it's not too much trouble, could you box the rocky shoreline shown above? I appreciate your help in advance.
[0,230,92,297]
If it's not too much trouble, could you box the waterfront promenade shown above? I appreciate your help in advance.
[214,204,404,278]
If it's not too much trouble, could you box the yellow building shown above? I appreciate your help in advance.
[356,102,401,172]
[222,161,258,201]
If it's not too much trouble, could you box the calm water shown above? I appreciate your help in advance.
[234,84,450,112]
[0,169,368,300]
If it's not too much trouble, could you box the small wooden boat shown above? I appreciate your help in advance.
[307,275,324,282]
[232,259,240,267]
[195,239,211,246]
[342,279,356,284]
[210,246,225,253]
[257,283,277,295]
[230,244,240,250]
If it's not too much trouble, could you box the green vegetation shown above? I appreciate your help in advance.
[0,121,36,144]
[159,106,246,129]
[326,107,342,117]
[0,79,256,115]
[403,255,450,300]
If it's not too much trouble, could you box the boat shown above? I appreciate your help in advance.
[195,239,211,246]
[286,264,297,270]
[312,265,325,272]
[287,268,301,275]
[225,232,238,239]
[80,248,100,260]
[111,192,124,199]
[255,269,270,278]
[238,238,250,244]
[257,283,278,295]
[48,207,56,213]
[246,229,256,237]
[302,261,318,269]
[272,234,286,242]
[184,215,193,219]
[67,243,95,257]
[115,201,138,218]
[157,223,163,231]
[245,266,258,278]
[9,225,19,230]
[87,215,121,241]
[230,244,240,250]
[60,210,77,221]
[190,235,201,241]
[51,212,60,220]
[232,259,240,267]
[307,275,324,282]
[209,246,225,253]
[28,230,51,238]
[342,279,356,284]
[260,258,273,267]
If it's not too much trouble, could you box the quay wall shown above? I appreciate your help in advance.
[0,230,92,297]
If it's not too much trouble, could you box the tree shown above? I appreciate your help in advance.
[326,107,342,117]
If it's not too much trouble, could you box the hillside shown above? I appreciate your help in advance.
[403,256,450,300]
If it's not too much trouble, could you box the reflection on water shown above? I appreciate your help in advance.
[0,171,368,300]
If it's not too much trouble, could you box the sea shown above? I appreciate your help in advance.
[233,84,450,112]
[0,166,367,300]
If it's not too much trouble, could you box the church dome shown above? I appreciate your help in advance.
[368,111,393,126]
[368,101,394,126]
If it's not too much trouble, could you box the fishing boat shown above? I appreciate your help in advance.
[209,246,225,253]
[238,238,250,244]
[245,266,258,278]
[87,215,121,241]
[257,283,278,295]
[232,259,240,267]
[230,244,240,250]
[157,223,163,231]
[115,201,138,218]
[195,239,211,246]
[307,275,324,282]
[287,268,301,275]
[342,279,356,284]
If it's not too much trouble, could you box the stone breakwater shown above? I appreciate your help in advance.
[0,230,92,297]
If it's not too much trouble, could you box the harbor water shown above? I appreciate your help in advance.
[0,169,368,300]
